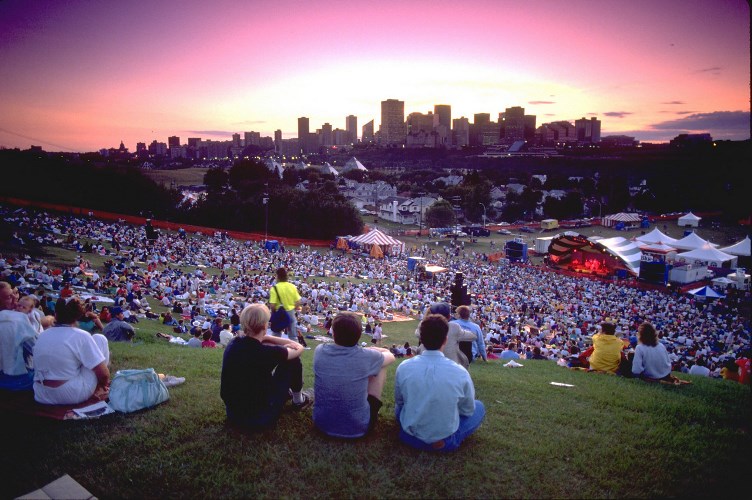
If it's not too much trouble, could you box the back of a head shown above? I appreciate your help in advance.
[457,305,471,320]
[420,314,449,350]
[332,312,361,347]
[428,302,451,320]
[55,297,85,325]
[637,322,658,347]
[276,267,288,282]
[601,322,616,335]
[240,303,271,335]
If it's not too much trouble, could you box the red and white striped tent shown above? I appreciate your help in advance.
[349,229,405,255]
[602,212,641,228]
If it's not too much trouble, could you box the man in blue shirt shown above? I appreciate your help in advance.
[394,314,485,451]
[453,305,487,363]
[499,342,521,360]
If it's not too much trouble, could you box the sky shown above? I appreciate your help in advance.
[0,0,749,152]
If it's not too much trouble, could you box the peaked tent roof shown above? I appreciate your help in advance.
[547,231,642,275]
[672,232,718,251]
[687,286,724,298]
[720,236,751,257]
[676,243,736,264]
[639,242,678,253]
[634,228,678,245]
[342,157,367,172]
[349,228,403,247]
[605,212,642,222]
[320,163,339,176]
[678,212,702,223]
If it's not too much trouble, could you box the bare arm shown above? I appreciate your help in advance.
[261,335,304,360]
[368,346,396,367]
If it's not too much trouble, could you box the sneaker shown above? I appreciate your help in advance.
[162,375,186,387]
[291,389,314,411]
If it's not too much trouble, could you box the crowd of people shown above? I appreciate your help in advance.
[1,204,750,384]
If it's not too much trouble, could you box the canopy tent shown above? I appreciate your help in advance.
[711,276,736,289]
[547,231,642,276]
[424,265,448,275]
[687,286,724,299]
[264,240,280,252]
[675,243,737,268]
[678,212,701,227]
[635,228,679,246]
[672,232,718,251]
[602,212,641,228]
[638,242,678,254]
[407,257,426,271]
[720,236,751,257]
[349,229,404,255]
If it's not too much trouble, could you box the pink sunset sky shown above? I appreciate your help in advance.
[0,0,749,152]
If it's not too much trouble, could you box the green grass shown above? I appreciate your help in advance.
[2,312,750,498]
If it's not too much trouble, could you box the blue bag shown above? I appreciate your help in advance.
[108,368,169,413]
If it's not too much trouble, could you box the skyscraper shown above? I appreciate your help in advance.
[362,120,374,143]
[434,104,451,147]
[321,123,333,147]
[380,99,405,146]
[346,115,358,144]
[168,136,180,149]
[452,117,470,148]
[298,116,313,154]
[274,129,282,152]
[502,106,525,142]
[575,117,602,143]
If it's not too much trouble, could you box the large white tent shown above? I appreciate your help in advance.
[602,212,641,228]
[319,163,339,176]
[342,157,368,173]
[635,228,679,246]
[672,232,718,251]
[720,236,751,257]
[675,243,737,268]
[349,229,404,255]
[678,212,701,227]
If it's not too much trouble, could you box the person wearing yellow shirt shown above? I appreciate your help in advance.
[589,322,628,373]
[269,267,301,341]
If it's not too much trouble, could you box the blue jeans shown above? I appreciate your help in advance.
[398,400,486,452]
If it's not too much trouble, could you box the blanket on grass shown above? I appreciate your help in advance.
[0,389,105,420]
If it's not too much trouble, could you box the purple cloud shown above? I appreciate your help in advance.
[529,100,555,105]
[650,111,749,132]
[604,112,633,118]
[187,130,234,137]
[661,101,685,105]
[694,66,722,75]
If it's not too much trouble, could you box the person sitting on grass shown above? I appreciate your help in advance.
[186,328,202,348]
[631,322,672,381]
[201,330,217,348]
[395,314,485,452]
[313,312,395,438]
[33,297,110,405]
[220,303,312,431]
[102,306,135,342]
[588,322,628,374]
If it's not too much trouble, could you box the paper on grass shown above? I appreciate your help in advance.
[504,360,524,367]
[550,382,575,387]
[72,401,115,419]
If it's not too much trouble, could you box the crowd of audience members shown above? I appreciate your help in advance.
[1,205,750,385]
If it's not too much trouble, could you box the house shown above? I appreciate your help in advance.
[435,175,464,187]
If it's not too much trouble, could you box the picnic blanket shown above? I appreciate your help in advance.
[0,389,105,420]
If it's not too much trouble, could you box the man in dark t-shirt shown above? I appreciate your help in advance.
[221,304,311,429]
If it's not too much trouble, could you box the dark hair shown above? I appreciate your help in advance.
[637,322,658,347]
[276,267,288,282]
[55,297,86,325]
[601,322,616,335]
[428,302,451,319]
[533,346,541,356]
[332,312,361,347]
[202,330,212,341]
[419,314,449,350]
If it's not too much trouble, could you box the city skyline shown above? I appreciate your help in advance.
[0,0,749,152]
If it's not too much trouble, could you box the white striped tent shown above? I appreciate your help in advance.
[349,229,404,255]
[547,231,642,276]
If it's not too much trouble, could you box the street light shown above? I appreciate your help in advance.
[417,191,425,236]
[263,192,269,242]
[479,202,487,228]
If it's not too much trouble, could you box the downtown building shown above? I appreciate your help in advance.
[379,99,405,146]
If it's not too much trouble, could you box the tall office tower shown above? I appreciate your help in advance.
[523,115,537,141]
[232,133,241,148]
[362,120,374,143]
[298,116,313,154]
[274,129,282,152]
[433,104,451,147]
[333,128,347,146]
[452,117,470,148]
[470,114,491,146]
[346,115,358,144]
[244,131,261,147]
[168,136,180,149]
[187,138,201,148]
[321,123,333,146]
[136,142,146,153]
[380,99,405,146]
[575,117,601,143]
[406,112,435,134]
[502,106,526,142]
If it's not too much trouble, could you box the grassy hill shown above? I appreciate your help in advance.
[2,315,749,499]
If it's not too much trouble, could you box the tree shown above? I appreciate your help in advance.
[425,200,456,228]
[203,167,228,193]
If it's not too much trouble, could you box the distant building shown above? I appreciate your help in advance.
[168,136,180,149]
[406,112,435,135]
[452,117,470,148]
[149,140,168,157]
[232,133,241,148]
[333,128,347,146]
[187,138,201,148]
[670,133,712,148]
[601,135,637,147]
[380,99,405,146]
[434,104,451,147]
[279,138,300,158]
[575,117,601,143]
[502,106,525,142]
[406,130,439,148]
[362,120,374,143]
[321,123,333,147]
[274,130,282,152]
[346,115,358,144]
[244,131,261,147]
[298,117,317,154]
[535,121,576,145]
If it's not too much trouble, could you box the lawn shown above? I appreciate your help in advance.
[2,312,750,499]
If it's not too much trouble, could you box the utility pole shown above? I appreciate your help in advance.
[479,202,487,228]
